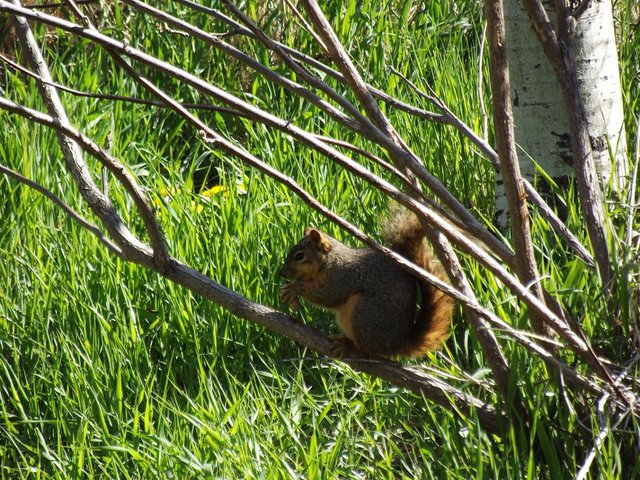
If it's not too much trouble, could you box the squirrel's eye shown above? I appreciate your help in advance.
[294,251,305,262]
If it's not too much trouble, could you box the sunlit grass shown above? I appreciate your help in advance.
[0,0,638,478]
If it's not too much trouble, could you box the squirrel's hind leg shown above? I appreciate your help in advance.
[328,335,361,358]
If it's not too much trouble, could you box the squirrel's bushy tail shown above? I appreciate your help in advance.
[382,208,454,357]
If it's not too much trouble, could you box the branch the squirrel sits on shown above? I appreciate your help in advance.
[279,209,454,358]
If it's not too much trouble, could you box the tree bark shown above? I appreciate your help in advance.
[496,0,627,226]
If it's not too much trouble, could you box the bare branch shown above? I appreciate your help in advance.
[65,17,613,402]
[3,0,622,389]
[178,0,447,124]
[525,180,595,267]
[172,0,601,280]
[220,0,510,263]
[138,0,591,277]
[0,4,485,275]
[2,9,509,431]
[8,3,156,265]
[3,62,611,407]
[486,0,550,340]
[2,87,518,434]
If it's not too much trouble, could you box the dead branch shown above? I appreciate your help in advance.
[1,0,619,387]
[485,0,550,339]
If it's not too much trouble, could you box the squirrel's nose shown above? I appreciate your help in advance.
[280,265,293,279]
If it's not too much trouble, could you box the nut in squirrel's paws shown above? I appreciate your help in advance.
[280,282,301,311]
[328,335,360,358]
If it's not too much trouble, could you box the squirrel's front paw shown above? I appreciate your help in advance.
[280,282,301,311]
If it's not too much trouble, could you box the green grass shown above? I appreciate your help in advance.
[1,0,638,478]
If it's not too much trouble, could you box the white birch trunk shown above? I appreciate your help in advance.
[495,0,627,223]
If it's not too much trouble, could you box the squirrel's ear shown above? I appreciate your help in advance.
[305,228,332,254]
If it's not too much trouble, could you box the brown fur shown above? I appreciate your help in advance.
[383,209,454,356]
[280,213,454,358]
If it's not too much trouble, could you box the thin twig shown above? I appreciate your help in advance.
[0,51,248,116]
[311,135,409,181]
[0,96,153,262]
[177,0,447,125]
[124,0,363,132]
[0,162,123,256]
[281,0,327,52]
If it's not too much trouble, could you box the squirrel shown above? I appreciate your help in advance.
[279,210,454,358]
